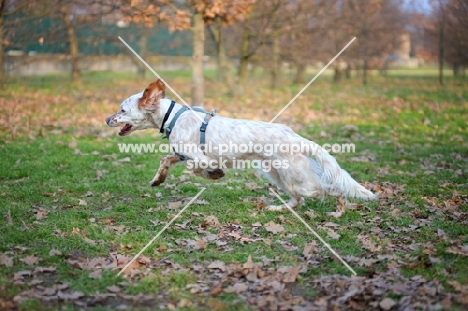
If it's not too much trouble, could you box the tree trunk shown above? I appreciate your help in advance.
[363,59,368,85]
[270,35,280,89]
[210,18,241,96]
[137,27,148,80]
[334,65,342,83]
[362,20,368,85]
[293,63,305,84]
[0,13,4,89]
[345,62,352,79]
[238,23,250,89]
[192,12,204,107]
[214,18,224,82]
[453,63,460,76]
[438,10,445,85]
[62,7,80,83]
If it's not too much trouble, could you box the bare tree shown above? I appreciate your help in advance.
[443,0,468,77]
[234,0,323,90]
[119,0,163,80]
[0,0,34,88]
[40,0,111,83]
[329,0,407,84]
[123,0,254,106]
[0,0,8,89]
[185,0,254,105]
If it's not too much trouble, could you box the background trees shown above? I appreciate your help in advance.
[2,0,467,90]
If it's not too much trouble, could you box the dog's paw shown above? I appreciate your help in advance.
[150,178,163,187]
[203,169,225,180]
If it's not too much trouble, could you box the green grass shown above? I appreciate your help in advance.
[0,69,467,309]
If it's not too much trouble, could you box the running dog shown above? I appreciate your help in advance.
[106,79,376,217]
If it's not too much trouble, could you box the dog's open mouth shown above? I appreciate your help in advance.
[119,124,133,136]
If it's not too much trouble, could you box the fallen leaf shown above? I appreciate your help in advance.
[207,261,226,272]
[49,248,62,256]
[196,238,208,250]
[303,242,317,257]
[357,234,381,252]
[5,210,13,225]
[20,255,39,265]
[224,282,248,294]
[107,285,120,293]
[210,285,222,297]
[168,201,182,210]
[243,255,254,269]
[35,210,48,220]
[57,291,84,300]
[264,221,285,234]
[203,215,220,227]
[327,228,340,240]
[186,283,209,294]
[89,270,102,279]
[280,265,300,283]
[446,246,468,257]
[33,266,56,273]
[379,298,395,310]
[245,183,261,190]
[0,254,13,267]
[13,270,32,281]
[305,210,317,219]
[78,199,87,206]
[278,240,298,251]
[256,197,267,209]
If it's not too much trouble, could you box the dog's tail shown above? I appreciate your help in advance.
[308,143,376,200]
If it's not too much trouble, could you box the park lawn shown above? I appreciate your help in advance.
[0,70,467,310]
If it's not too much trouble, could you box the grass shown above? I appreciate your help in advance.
[0,68,467,310]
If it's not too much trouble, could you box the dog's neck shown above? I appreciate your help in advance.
[151,98,183,129]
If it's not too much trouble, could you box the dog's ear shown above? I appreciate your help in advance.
[138,79,165,111]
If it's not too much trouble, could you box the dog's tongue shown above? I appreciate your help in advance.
[119,124,132,136]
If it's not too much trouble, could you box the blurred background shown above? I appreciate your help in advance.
[0,0,467,138]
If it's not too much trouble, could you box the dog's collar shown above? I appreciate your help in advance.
[159,100,176,134]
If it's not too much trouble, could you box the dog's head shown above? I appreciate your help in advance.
[105,79,166,136]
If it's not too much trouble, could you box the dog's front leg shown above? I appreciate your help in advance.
[150,154,183,187]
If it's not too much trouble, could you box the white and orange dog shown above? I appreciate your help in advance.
[106,79,376,217]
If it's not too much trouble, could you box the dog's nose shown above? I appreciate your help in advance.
[105,116,111,125]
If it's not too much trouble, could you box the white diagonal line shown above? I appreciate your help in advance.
[117,187,206,276]
[269,188,357,276]
[269,37,356,123]
[118,36,204,122]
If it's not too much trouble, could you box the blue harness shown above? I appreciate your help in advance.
[159,101,215,158]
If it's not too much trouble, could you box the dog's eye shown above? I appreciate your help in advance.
[121,109,126,113]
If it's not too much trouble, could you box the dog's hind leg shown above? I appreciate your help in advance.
[265,196,304,211]
[262,169,304,211]
[150,153,183,187]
